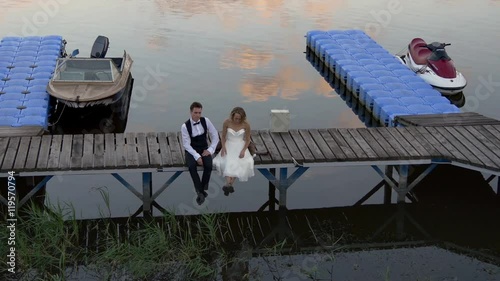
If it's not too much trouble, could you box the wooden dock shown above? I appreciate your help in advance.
[395,112,500,127]
[2,124,500,217]
[2,125,500,175]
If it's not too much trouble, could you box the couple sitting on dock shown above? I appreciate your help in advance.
[180,102,256,205]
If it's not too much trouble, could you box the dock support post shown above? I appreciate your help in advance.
[384,166,393,204]
[497,176,500,197]
[278,168,288,211]
[396,165,408,239]
[257,166,309,212]
[269,168,276,211]
[397,165,409,203]
[19,176,53,207]
[142,172,152,218]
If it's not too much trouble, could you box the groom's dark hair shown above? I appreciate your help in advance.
[190,102,203,111]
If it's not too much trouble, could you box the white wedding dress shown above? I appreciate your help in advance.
[213,128,255,181]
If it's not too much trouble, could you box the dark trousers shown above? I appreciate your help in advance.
[185,150,213,193]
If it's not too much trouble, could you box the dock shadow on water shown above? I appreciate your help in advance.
[2,164,500,280]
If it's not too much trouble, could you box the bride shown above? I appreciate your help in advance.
[213,107,255,195]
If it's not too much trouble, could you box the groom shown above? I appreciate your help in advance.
[181,102,219,205]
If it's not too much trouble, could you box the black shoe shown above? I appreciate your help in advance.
[222,185,230,196]
[196,192,206,205]
[229,185,234,193]
[202,191,208,198]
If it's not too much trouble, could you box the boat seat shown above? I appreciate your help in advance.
[95,72,112,81]
[60,72,84,81]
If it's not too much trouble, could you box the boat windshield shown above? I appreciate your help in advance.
[52,58,120,82]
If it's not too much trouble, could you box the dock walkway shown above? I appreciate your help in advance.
[2,125,500,175]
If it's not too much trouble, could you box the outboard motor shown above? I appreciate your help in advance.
[90,35,109,58]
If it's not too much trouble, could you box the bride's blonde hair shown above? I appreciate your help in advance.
[230,107,247,123]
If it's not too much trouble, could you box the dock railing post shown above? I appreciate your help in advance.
[384,165,393,204]
[142,172,153,218]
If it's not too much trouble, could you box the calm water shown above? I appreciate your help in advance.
[2,0,500,278]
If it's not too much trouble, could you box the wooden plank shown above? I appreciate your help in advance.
[484,125,500,143]
[337,128,372,159]
[413,127,453,159]
[47,135,62,170]
[24,136,41,170]
[424,127,466,162]
[147,132,161,167]
[454,126,500,167]
[365,128,399,158]
[403,127,441,157]
[157,132,173,166]
[136,132,150,167]
[70,135,83,169]
[327,129,356,160]
[394,112,500,127]
[432,127,482,165]
[395,127,430,157]
[58,135,73,169]
[250,130,272,164]
[0,138,9,169]
[443,127,497,169]
[36,135,52,170]
[125,132,139,167]
[279,131,304,162]
[13,137,31,170]
[259,130,282,163]
[355,128,389,159]
[82,134,94,169]
[176,132,186,164]
[467,126,500,159]
[270,132,292,162]
[114,133,127,168]
[104,133,116,168]
[492,124,500,135]
[384,128,421,158]
[318,129,350,161]
[93,134,105,169]
[2,137,20,171]
[167,132,183,166]
[298,129,326,162]
[375,128,413,159]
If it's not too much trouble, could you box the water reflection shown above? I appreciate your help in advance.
[239,63,336,102]
[220,46,274,70]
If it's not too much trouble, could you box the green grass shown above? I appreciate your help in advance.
[0,194,233,281]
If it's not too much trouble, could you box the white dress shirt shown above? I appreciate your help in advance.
[181,117,219,160]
